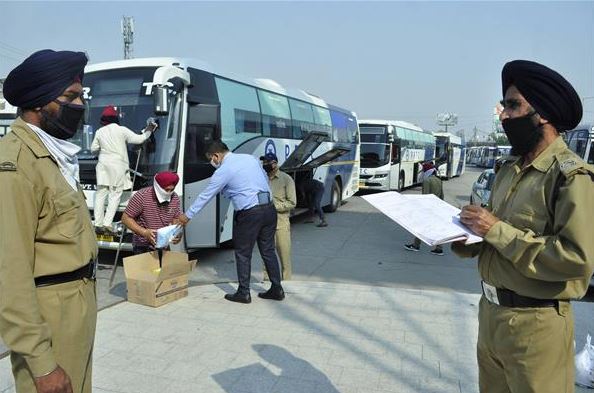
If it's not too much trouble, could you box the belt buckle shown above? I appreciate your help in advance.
[481,281,500,305]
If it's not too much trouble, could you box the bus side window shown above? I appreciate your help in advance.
[391,144,401,164]
[186,104,220,164]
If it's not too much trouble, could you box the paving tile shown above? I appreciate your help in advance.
[0,283,483,393]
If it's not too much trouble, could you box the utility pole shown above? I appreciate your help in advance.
[121,16,134,59]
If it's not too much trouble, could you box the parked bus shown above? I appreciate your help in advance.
[74,57,360,250]
[466,146,480,165]
[358,119,435,191]
[478,146,496,168]
[434,132,465,178]
[0,98,17,138]
[565,124,593,165]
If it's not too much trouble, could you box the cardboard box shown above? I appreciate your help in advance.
[123,251,196,307]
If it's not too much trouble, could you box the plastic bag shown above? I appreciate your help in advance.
[575,334,594,388]
[155,225,182,249]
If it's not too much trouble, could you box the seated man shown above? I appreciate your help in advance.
[122,171,182,254]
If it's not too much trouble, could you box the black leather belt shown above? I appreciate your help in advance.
[239,202,273,212]
[35,261,96,288]
[482,281,558,308]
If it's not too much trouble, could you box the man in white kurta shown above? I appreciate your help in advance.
[91,105,157,231]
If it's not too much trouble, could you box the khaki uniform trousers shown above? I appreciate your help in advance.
[264,213,292,281]
[11,279,97,393]
[477,296,574,393]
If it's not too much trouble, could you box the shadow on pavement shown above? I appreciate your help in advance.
[212,344,340,393]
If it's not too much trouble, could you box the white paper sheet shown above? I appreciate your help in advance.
[362,191,482,246]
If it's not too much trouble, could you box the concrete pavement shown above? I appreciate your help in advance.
[1,281,482,393]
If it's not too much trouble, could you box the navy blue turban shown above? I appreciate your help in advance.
[3,49,88,109]
[502,60,582,131]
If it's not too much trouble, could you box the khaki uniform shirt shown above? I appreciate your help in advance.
[453,137,594,300]
[0,118,98,376]
[422,174,444,199]
[269,169,296,229]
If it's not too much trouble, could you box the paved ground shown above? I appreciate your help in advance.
[1,282,481,393]
[1,166,592,392]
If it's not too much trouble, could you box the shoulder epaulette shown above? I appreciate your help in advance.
[0,136,21,172]
[555,150,593,179]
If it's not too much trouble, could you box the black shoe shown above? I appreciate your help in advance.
[430,248,444,256]
[224,292,251,304]
[258,286,285,301]
[404,244,420,252]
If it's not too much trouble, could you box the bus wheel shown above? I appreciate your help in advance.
[324,179,341,213]
[398,174,405,191]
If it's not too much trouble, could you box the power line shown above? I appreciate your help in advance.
[0,50,22,62]
[0,41,27,57]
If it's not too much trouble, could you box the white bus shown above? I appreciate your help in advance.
[565,124,593,165]
[434,132,465,179]
[476,145,512,168]
[74,58,360,251]
[358,120,435,191]
[0,98,17,138]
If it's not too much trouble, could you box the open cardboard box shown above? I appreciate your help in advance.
[123,251,197,307]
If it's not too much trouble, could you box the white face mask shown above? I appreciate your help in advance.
[154,180,175,203]
[210,155,221,169]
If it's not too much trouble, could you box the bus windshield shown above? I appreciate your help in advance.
[360,125,388,143]
[361,143,390,167]
[75,67,182,184]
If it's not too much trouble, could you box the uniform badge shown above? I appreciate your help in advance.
[560,159,577,172]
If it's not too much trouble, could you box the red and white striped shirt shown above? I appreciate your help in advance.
[124,187,182,246]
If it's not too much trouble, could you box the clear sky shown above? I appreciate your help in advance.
[0,1,592,137]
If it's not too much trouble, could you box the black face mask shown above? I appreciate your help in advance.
[41,100,86,140]
[263,163,275,173]
[501,112,543,156]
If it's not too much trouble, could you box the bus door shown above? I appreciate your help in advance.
[183,103,221,248]
[447,143,453,178]
[389,143,401,190]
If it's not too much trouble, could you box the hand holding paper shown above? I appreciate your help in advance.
[155,225,183,249]
[362,191,483,246]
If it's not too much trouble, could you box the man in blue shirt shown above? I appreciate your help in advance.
[177,141,284,304]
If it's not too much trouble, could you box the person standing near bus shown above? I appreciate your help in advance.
[404,161,444,255]
[300,177,328,227]
[454,60,594,392]
[176,141,285,304]
[260,152,296,280]
[91,105,157,233]
[0,49,98,393]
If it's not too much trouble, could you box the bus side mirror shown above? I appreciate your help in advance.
[388,134,395,143]
[154,85,170,115]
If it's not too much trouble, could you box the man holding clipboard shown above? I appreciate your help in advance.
[454,60,594,393]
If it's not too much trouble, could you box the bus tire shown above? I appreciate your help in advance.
[324,179,341,213]
[398,173,405,191]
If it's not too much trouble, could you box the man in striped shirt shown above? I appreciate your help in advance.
[122,171,182,254]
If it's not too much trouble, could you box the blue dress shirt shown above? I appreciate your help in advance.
[185,152,272,219]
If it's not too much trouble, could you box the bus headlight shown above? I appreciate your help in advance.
[374,173,388,178]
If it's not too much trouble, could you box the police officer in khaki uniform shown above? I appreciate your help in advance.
[453,60,594,393]
[0,50,98,393]
[260,153,297,280]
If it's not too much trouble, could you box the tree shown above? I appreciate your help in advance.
[489,132,509,145]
